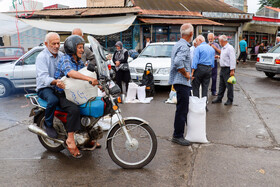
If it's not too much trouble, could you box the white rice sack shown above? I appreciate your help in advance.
[185,96,209,143]
[126,82,138,102]
[61,67,98,105]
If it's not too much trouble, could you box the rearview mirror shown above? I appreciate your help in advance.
[87,63,96,72]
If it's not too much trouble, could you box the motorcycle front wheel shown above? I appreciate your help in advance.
[107,120,157,169]
[36,113,65,152]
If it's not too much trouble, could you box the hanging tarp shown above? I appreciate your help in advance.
[20,15,137,36]
[0,13,32,36]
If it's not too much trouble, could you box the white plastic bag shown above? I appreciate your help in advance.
[61,67,98,105]
[137,86,146,102]
[126,82,138,101]
[185,96,209,143]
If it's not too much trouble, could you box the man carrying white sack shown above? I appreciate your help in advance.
[168,23,193,146]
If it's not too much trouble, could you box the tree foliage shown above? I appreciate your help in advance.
[259,0,280,9]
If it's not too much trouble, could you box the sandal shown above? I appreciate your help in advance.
[64,141,82,158]
[89,141,102,149]
[81,141,101,151]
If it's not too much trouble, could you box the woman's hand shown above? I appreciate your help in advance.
[115,61,120,67]
[230,70,235,77]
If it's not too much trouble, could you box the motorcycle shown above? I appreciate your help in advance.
[25,36,157,169]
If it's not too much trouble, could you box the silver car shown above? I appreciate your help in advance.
[0,46,44,97]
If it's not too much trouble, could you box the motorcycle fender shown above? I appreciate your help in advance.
[105,117,149,148]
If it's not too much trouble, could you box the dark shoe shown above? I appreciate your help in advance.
[212,99,222,104]
[172,137,191,146]
[45,125,58,139]
[224,100,232,105]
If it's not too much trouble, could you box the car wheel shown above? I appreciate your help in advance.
[264,72,276,78]
[0,79,12,98]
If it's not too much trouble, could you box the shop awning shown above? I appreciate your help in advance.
[20,15,137,36]
[243,22,278,34]
[0,13,32,36]
[138,18,223,25]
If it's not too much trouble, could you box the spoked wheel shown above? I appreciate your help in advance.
[107,120,157,169]
[36,113,65,152]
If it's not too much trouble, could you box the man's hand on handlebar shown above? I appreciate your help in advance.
[88,78,99,86]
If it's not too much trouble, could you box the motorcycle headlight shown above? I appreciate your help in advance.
[129,67,137,73]
[157,68,170,75]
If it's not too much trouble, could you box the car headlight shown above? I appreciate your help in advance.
[157,68,170,75]
[129,67,137,73]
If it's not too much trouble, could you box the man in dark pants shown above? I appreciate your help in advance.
[212,35,236,105]
[191,35,215,102]
[169,23,193,146]
[55,35,99,158]
[208,33,221,96]
[237,36,247,64]
[36,32,65,138]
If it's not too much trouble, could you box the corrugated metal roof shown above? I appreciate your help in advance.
[139,18,223,25]
[265,6,280,13]
[134,0,245,13]
[30,7,141,17]
[140,9,202,17]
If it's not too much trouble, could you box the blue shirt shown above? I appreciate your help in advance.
[168,38,192,87]
[192,42,215,69]
[239,40,247,52]
[54,54,85,92]
[35,47,63,91]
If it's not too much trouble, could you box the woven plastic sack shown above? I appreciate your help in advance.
[137,86,146,102]
[61,67,98,105]
[185,96,209,143]
[126,82,138,101]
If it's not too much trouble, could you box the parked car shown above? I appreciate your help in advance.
[0,46,43,97]
[256,44,280,78]
[0,46,25,63]
[129,42,175,86]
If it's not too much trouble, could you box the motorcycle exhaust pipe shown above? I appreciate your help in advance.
[28,124,64,144]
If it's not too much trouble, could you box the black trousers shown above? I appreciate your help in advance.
[211,60,218,94]
[173,84,191,138]
[116,70,131,93]
[238,52,247,62]
[217,67,234,102]
[192,64,212,98]
[55,92,81,133]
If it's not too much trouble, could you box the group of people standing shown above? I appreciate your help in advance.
[36,28,130,158]
[169,23,236,146]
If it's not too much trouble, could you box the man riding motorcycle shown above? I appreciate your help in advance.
[54,35,99,158]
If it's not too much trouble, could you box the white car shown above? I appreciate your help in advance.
[129,42,175,86]
[0,46,44,97]
[256,44,280,78]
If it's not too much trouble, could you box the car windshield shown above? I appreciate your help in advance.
[268,45,280,53]
[0,47,24,57]
[140,44,174,58]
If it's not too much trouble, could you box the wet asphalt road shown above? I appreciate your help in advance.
[1,62,280,187]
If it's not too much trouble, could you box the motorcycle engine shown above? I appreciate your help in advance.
[89,125,103,140]
[74,132,90,146]
[80,116,103,142]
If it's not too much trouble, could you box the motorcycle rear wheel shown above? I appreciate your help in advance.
[36,113,65,152]
[107,120,157,169]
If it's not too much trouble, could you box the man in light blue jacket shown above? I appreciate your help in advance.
[36,32,64,138]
